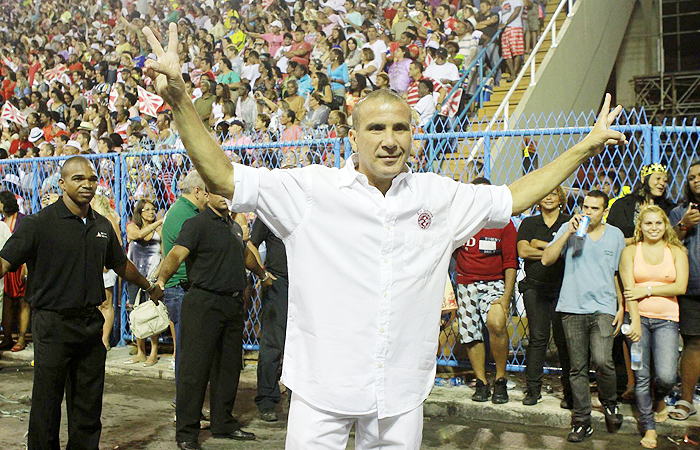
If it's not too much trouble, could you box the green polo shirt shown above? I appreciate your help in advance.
[161,196,199,288]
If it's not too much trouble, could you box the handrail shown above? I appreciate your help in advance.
[467,0,576,162]
[428,29,503,128]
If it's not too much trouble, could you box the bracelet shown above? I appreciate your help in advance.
[145,280,156,293]
[678,223,688,231]
[261,272,270,282]
[647,285,652,297]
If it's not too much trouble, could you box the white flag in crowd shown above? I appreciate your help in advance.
[137,86,163,118]
[1,102,27,127]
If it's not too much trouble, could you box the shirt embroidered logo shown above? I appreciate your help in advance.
[417,209,433,230]
[96,231,108,238]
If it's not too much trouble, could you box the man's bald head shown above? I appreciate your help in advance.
[352,89,412,130]
[60,156,95,179]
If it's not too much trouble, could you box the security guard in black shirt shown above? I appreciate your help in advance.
[0,156,163,450]
[157,191,273,450]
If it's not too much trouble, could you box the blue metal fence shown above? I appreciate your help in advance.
[1,110,698,371]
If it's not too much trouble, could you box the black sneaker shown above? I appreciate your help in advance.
[492,377,509,404]
[260,408,278,422]
[603,403,623,433]
[471,379,490,402]
[522,388,542,406]
[567,421,593,442]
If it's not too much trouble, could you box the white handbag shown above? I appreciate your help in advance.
[129,288,170,340]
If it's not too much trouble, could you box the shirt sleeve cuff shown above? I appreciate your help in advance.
[230,162,260,213]
[486,185,513,229]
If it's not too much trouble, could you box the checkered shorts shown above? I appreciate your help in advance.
[501,26,524,59]
[456,280,505,344]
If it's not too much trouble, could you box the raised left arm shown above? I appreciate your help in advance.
[508,94,627,214]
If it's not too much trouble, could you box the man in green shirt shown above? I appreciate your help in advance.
[161,170,209,389]
[194,78,216,128]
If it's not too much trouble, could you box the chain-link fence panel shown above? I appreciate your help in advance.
[0,114,697,372]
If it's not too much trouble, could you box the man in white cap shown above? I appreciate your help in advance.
[63,140,81,156]
[28,128,45,147]
[245,20,284,57]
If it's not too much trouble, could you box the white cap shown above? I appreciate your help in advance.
[270,20,283,29]
[28,127,44,143]
[426,40,439,49]
[55,122,67,131]
[466,17,477,28]
[105,40,115,47]
[64,140,81,151]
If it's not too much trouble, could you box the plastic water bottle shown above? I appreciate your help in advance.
[621,324,643,370]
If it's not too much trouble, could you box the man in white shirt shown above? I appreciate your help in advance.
[143,23,628,450]
[362,26,388,76]
[499,0,524,82]
[414,79,436,129]
[424,48,460,88]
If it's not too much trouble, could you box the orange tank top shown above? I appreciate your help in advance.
[629,243,679,322]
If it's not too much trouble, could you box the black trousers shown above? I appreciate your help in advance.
[29,308,106,450]
[255,276,288,411]
[522,286,571,397]
[176,287,244,443]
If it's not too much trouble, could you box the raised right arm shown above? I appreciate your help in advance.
[143,24,234,198]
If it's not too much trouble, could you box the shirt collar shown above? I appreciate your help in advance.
[339,154,415,193]
[179,196,199,212]
[55,197,96,220]
[205,205,229,222]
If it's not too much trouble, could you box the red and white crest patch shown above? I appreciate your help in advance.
[417,209,433,230]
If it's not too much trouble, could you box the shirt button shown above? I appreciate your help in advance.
[385,225,391,230]
[383,258,388,264]
[383,292,388,298]
[377,363,383,368]
[380,328,385,333]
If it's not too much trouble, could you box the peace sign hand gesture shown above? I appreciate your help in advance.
[142,23,187,106]
[582,93,628,156]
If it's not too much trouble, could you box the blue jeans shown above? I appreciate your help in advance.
[624,314,679,432]
[562,312,617,424]
[164,286,185,392]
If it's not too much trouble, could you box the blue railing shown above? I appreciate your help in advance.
[1,110,698,371]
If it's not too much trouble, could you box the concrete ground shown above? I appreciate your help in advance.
[1,344,698,449]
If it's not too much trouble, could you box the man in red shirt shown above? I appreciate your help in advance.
[284,29,313,68]
[453,177,518,404]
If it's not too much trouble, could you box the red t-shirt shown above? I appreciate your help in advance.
[290,41,313,67]
[454,222,518,285]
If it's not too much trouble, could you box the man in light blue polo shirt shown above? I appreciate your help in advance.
[542,190,626,443]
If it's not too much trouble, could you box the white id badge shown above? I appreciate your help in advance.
[479,239,497,251]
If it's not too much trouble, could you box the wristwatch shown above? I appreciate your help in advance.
[261,272,271,282]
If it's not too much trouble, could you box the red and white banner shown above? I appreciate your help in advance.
[108,84,118,112]
[137,86,163,118]
[1,102,27,127]
[44,64,68,82]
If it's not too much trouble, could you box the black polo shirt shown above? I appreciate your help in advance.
[517,212,571,284]
[250,217,287,279]
[0,198,127,310]
[175,207,247,295]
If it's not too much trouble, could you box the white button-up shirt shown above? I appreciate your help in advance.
[231,155,512,418]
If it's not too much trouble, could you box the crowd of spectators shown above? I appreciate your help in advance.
[0,0,547,170]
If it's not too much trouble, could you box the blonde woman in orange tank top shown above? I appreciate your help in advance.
[619,205,689,449]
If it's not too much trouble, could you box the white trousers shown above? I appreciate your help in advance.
[285,393,424,450]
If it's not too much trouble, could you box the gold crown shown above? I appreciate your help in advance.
[640,163,667,179]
